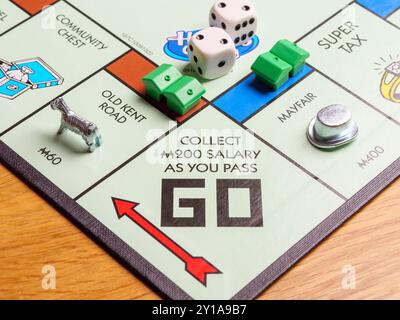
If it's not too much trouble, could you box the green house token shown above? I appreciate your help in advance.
[163,76,205,116]
[142,64,182,101]
[271,39,310,77]
[251,52,292,90]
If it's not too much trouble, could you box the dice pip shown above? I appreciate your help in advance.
[188,27,236,80]
[210,0,257,46]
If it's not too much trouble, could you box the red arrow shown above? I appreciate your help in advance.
[112,197,221,286]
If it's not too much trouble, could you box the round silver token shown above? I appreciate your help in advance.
[307,104,359,150]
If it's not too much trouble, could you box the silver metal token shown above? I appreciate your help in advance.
[307,104,359,150]
[51,97,103,153]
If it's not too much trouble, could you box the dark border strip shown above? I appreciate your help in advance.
[233,155,400,299]
[0,140,192,300]
[2,114,400,300]
[0,0,398,301]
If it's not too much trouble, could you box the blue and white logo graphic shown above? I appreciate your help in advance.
[0,57,63,100]
[164,29,260,62]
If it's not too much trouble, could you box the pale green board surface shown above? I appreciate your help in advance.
[388,9,400,27]
[0,1,128,133]
[0,0,29,34]
[68,0,350,100]
[299,3,400,122]
[0,0,399,300]
[2,71,175,198]
[246,72,400,198]
[78,107,344,300]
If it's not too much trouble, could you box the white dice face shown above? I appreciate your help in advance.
[210,0,257,46]
[188,27,236,80]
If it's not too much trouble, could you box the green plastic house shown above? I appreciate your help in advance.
[142,64,206,116]
[163,76,205,116]
[271,39,310,77]
[142,64,182,101]
[251,52,292,90]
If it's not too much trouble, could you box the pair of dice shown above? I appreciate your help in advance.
[188,0,257,80]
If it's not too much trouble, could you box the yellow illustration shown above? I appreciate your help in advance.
[380,61,400,103]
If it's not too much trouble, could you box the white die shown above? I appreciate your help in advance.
[209,0,257,46]
[188,27,236,80]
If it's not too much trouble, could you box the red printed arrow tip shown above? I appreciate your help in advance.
[111,196,222,286]
[186,257,221,285]
[112,197,139,219]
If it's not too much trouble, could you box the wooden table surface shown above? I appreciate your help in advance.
[1,163,400,300]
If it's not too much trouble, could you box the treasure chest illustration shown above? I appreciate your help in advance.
[381,61,400,103]
[0,57,63,100]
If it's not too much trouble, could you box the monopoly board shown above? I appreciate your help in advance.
[1,0,400,300]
